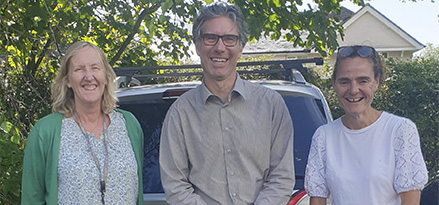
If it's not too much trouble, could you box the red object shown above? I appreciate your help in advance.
[288,190,307,205]
[162,89,191,98]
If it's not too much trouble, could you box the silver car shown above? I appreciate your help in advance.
[116,61,332,205]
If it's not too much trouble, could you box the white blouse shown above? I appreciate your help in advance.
[58,111,138,204]
[305,112,428,205]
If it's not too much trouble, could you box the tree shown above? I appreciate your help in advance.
[0,0,361,132]
[0,0,363,203]
[374,44,439,179]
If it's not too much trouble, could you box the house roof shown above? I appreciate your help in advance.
[243,32,309,54]
[244,4,424,55]
[340,6,355,22]
[339,3,424,52]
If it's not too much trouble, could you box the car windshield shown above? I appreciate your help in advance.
[118,94,328,193]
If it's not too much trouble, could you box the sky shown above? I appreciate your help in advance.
[341,0,439,46]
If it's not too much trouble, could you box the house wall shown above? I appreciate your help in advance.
[384,50,413,60]
[338,12,415,61]
[340,13,413,48]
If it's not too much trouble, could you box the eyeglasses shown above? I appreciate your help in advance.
[337,46,375,58]
[201,33,239,47]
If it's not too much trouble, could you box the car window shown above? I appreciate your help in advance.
[283,96,328,189]
[118,93,329,193]
[119,99,175,193]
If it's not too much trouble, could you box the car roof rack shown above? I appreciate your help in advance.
[114,58,323,86]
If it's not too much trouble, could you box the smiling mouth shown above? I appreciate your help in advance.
[211,58,227,62]
[346,97,363,102]
[83,85,97,91]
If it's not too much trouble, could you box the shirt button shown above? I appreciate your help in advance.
[230,172,234,176]
[232,193,237,197]
[224,127,230,131]
[227,149,232,153]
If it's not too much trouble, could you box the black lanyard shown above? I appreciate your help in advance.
[74,112,109,204]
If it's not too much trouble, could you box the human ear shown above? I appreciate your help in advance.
[195,42,201,56]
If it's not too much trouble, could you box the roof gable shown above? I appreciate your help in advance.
[340,4,424,52]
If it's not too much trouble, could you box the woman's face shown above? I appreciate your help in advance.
[333,57,379,117]
[67,46,107,108]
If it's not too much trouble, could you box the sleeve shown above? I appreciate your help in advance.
[121,110,144,205]
[159,105,208,205]
[21,125,47,204]
[305,126,330,198]
[135,119,144,205]
[393,118,428,193]
[254,94,295,205]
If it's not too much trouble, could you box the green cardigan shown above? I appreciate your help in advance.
[21,109,144,205]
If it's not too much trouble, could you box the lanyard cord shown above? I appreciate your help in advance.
[74,112,109,205]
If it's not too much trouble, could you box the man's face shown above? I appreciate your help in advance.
[195,16,243,83]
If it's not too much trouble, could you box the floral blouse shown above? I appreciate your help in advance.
[58,111,138,204]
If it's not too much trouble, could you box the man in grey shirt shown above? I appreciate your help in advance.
[159,2,295,204]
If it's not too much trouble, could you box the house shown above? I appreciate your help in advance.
[243,4,424,62]
[334,3,424,61]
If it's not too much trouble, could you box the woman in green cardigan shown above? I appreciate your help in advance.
[21,41,144,205]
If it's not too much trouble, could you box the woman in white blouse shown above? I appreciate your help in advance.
[305,45,428,205]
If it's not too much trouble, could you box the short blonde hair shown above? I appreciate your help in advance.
[51,41,118,117]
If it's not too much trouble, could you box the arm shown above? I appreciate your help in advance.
[254,96,295,205]
[119,109,145,205]
[159,106,208,205]
[21,113,62,205]
[21,126,46,204]
[400,190,421,205]
[310,197,327,205]
[305,127,330,201]
[393,119,428,199]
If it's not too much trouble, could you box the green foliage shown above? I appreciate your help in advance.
[0,115,24,204]
[303,62,344,119]
[236,0,349,56]
[0,0,362,203]
[374,45,439,179]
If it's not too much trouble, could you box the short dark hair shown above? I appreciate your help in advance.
[332,45,386,86]
[192,2,249,48]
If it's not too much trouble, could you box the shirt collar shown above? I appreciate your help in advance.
[200,75,247,104]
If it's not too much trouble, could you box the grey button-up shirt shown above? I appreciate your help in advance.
[159,76,295,205]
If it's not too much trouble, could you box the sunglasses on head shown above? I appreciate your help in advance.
[337,46,375,58]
